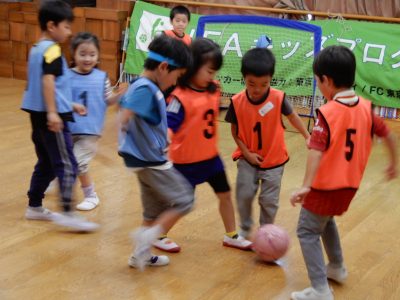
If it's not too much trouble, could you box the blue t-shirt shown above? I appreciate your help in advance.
[118,77,169,166]
[121,85,161,125]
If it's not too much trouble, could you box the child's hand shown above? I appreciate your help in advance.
[244,152,264,166]
[107,83,129,106]
[290,187,311,207]
[114,82,128,96]
[47,112,63,132]
[386,163,398,180]
[306,136,311,149]
[73,103,87,116]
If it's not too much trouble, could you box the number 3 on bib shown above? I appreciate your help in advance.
[203,109,215,139]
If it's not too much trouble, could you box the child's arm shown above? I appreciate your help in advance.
[290,148,322,206]
[372,114,398,179]
[106,83,128,106]
[286,112,310,142]
[382,132,398,180]
[43,74,63,132]
[119,108,134,127]
[230,123,263,165]
[72,103,87,116]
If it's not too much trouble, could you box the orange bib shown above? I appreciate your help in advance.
[164,30,192,45]
[168,86,220,163]
[312,97,373,190]
[232,89,288,168]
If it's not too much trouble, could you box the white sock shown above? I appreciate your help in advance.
[82,184,96,198]
[315,284,330,293]
[29,206,44,212]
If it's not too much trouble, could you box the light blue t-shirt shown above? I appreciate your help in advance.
[21,40,72,114]
[68,68,108,135]
[118,77,168,165]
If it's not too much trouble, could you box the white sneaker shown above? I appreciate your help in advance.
[239,229,251,239]
[132,226,162,271]
[76,194,100,211]
[128,254,170,268]
[52,212,99,232]
[223,235,252,250]
[327,264,348,284]
[25,207,60,221]
[291,287,333,300]
[153,237,181,253]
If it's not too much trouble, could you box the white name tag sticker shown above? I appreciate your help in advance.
[258,102,274,117]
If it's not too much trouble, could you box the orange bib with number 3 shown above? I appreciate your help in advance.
[168,86,220,164]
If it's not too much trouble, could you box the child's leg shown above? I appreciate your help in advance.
[73,135,99,210]
[322,217,348,284]
[258,165,284,225]
[132,167,194,261]
[296,207,331,291]
[322,217,343,267]
[27,126,56,208]
[48,129,77,212]
[208,170,252,250]
[236,159,258,235]
[25,122,99,231]
[215,191,236,232]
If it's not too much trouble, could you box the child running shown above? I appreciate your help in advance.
[118,35,194,270]
[68,32,127,211]
[290,45,397,300]
[158,37,252,253]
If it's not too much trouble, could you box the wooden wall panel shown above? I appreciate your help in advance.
[12,41,27,62]
[25,24,41,43]
[0,60,13,77]
[13,60,27,80]
[10,22,25,42]
[0,41,12,60]
[0,21,9,40]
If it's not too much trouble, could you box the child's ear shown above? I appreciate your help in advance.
[46,20,56,32]
[159,61,169,72]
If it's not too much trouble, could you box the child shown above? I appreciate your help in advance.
[21,0,98,232]
[68,32,127,211]
[118,35,193,270]
[290,45,397,300]
[224,47,310,239]
[160,37,252,253]
[163,5,192,46]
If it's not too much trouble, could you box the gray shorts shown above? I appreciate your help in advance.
[136,167,194,220]
[72,135,99,174]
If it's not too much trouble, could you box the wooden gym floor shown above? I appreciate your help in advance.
[0,78,399,300]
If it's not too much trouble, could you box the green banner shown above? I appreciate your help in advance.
[125,1,400,108]
[125,1,199,74]
[312,20,400,108]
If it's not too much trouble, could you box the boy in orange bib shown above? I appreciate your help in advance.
[290,46,398,300]
[163,5,192,46]
[225,47,310,239]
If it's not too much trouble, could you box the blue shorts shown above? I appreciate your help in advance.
[174,155,230,193]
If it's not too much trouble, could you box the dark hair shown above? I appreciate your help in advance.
[241,48,275,77]
[170,5,191,22]
[144,35,192,72]
[70,32,100,67]
[38,0,74,31]
[179,37,223,91]
[313,45,356,88]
